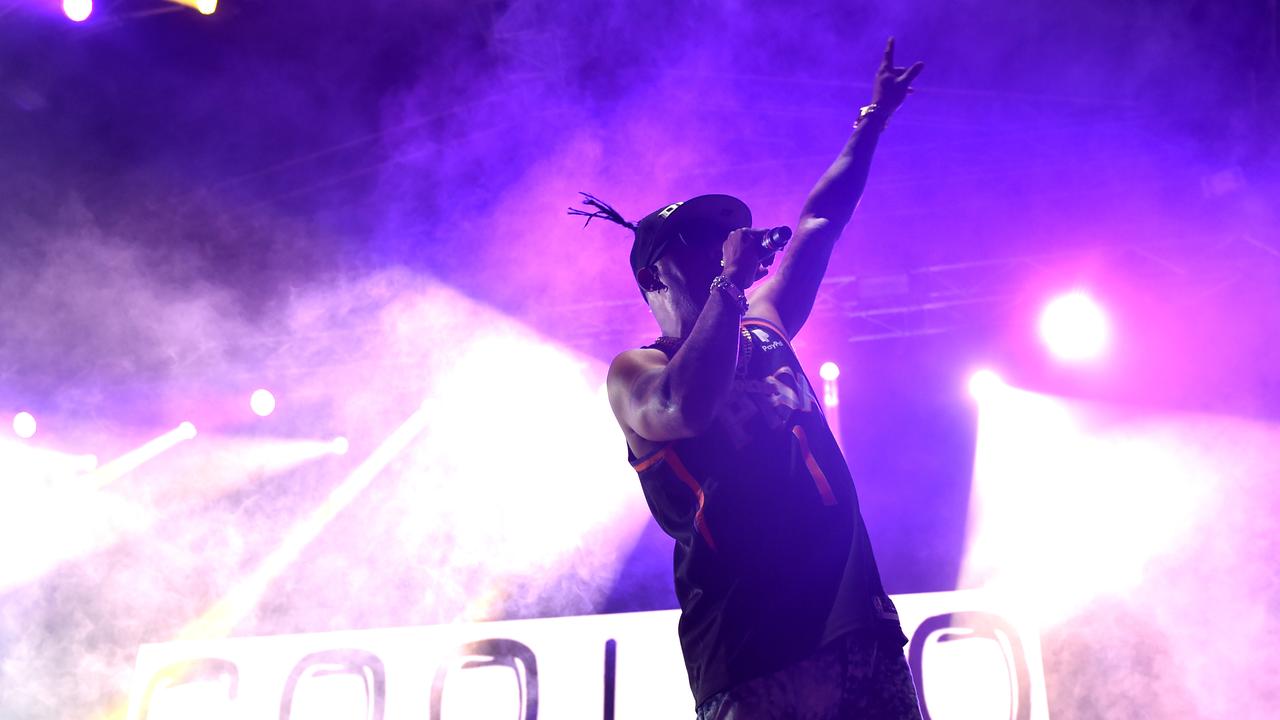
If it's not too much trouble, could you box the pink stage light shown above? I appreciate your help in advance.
[819,361,841,408]
[12,411,37,439]
[967,369,1005,402]
[819,362,844,451]
[1038,291,1110,362]
[250,389,276,417]
[62,0,92,22]
[818,361,840,382]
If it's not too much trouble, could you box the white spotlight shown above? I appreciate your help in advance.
[819,361,841,382]
[63,0,92,22]
[329,436,349,456]
[177,421,198,440]
[195,0,217,14]
[968,369,1005,402]
[13,411,37,439]
[1039,291,1110,362]
[818,361,844,449]
[249,389,276,418]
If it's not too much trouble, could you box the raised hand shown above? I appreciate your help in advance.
[871,37,924,113]
[721,227,772,289]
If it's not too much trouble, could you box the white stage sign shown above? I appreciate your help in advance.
[128,590,1048,719]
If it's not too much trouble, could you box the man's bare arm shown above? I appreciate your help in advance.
[608,229,769,443]
[751,38,923,339]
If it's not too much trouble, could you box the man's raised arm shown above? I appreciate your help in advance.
[751,38,923,338]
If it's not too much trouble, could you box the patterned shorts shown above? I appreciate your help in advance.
[694,633,923,720]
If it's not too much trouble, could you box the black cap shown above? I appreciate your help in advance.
[629,194,752,276]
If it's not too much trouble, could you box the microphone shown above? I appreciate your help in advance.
[763,226,792,252]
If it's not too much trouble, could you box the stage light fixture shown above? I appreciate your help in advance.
[167,0,217,16]
[329,436,349,456]
[819,361,840,382]
[818,361,844,451]
[12,411,37,439]
[968,369,1005,401]
[819,362,841,409]
[1038,291,1110,362]
[250,389,276,418]
[62,0,91,22]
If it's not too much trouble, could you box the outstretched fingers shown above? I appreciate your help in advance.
[881,36,895,72]
[900,61,925,84]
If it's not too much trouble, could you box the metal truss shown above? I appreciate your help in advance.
[549,233,1280,350]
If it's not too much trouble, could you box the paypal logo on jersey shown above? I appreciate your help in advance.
[749,328,784,352]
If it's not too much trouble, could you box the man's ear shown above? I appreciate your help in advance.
[636,266,665,292]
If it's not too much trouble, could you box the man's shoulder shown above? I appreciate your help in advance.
[607,346,670,386]
[605,347,673,453]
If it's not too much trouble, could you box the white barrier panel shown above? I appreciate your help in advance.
[128,590,1048,720]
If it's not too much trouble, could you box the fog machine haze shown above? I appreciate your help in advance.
[1,1,1276,719]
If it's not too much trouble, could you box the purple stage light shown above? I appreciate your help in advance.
[1038,291,1110,362]
[12,411,37,439]
[62,0,91,22]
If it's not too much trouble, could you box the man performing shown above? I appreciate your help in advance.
[580,39,925,719]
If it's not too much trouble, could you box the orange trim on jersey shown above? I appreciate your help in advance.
[664,448,719,551]
[633,445,718,551]
[793,425,837,506]
[630,446,669,472]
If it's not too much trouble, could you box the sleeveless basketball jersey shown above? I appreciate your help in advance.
[627,317,906,705]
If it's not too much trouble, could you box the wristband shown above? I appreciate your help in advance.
[854,103,888,129]
[710,275,749,316]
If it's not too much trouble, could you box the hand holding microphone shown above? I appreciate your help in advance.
[722,225,793,288]
[762,226,792,252]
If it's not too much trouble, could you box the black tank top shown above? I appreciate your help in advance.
[627,317,906,705]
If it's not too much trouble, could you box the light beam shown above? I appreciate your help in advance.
[175,407,428,641]
[90,422,198,488]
